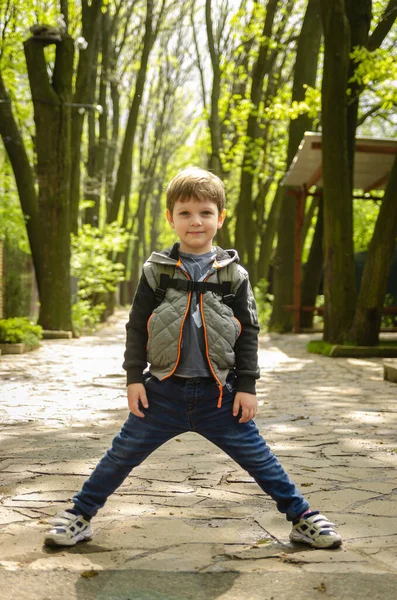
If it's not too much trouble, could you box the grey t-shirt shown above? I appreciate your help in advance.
[174,250,216,378]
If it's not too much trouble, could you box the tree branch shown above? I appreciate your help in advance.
[367,0,397,50]
[190,2,207,110]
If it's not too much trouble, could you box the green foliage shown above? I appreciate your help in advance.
[307,340,333,356]
[350,44,397,132]
[262,85,321,123]
[0,157,30,252]
[71,223,128,299]
[70,223,128,331]
[2,241,34,318]
[350,47,397,109]
[353,199,380,252]
[71,300,106,337]
[0,317,42,349]
[253,279,273,331]
[381,294,397,330]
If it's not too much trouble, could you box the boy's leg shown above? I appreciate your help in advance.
[202,418,309,519]
[194,377,341,548]
[45,375,188,546]
[73,375,190,517]
[193,378,308,521]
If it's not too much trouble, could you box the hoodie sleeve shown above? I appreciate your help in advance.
[231,275,261,394]
[122,270,157,385]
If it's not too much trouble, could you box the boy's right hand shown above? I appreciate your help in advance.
[127,383,149,418]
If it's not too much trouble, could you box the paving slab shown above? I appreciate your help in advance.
[1,310,397,599]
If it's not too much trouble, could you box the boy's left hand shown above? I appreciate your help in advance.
[233,392,257,423]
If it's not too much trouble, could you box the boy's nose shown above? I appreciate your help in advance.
[191,215,202,226]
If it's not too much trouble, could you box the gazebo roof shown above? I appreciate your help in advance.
[282,131,397,192]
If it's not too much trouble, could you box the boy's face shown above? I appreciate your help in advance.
[166,198,226,255]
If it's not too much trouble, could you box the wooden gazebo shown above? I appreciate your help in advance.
[281,132,397,332]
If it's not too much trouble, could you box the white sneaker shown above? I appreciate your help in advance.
[289,511,342,549]
[44,510,93,547]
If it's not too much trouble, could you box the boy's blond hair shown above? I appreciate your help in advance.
[166,167,225,214]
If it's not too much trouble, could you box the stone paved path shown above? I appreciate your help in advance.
[1,309,397,599]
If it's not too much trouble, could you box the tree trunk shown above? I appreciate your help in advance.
[23,34,75,330]
[367,0,397,51]
[349,153,397,345]
[234,0,279,270]
[128,194,148,302]
[107,0,155,224]
[205,0,228,247]
[320,0,356,344]
[301,195,324,329]
[345,0,371,185]
[302,196,319,249]
[256,186,282,285]
[106,79,120,206]
[150,181,163,251]
[69,0,103,234]
[85,11,110,227]
[269,0,322,332]
[205,0,224,180]
[0,73,42,287]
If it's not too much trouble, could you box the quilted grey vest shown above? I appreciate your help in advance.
[143,252,246,387]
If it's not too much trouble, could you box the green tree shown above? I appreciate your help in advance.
[0,0,102,330]
[106,0,166,225]
[270,0,322,332]
[320,0,397,344]
[320,0,356,344]
[234,0,280,273]
[0,4,74,330]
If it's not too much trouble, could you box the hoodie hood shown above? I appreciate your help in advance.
[146,243,239,269]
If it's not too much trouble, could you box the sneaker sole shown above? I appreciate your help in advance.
[289,531,342,549]
[44,530,93,547]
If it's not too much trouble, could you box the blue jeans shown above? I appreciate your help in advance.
[73,373,309,521]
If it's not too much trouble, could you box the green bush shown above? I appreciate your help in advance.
[307,340,333,356]
[253,279,273,331]
[71,223,128,302]
[0,317,42,349]
[70,223,128,333]
[72,300,106,337]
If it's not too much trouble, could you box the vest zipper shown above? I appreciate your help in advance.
[160,262,192,380]
[232,316,242,336]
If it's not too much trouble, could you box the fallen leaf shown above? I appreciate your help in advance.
[80,570,99,578]
[314,582,327,592]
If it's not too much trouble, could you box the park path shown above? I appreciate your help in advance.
[1,309,397,600]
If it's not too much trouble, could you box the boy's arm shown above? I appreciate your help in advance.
[231,276,261,394]
[122,270,157,385]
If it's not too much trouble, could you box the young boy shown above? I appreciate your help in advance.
[45,167,342,550]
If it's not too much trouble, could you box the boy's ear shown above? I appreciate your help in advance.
[217,209,226,229]
[166,209,174,228]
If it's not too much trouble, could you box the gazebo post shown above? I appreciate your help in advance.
[293,186,307,333]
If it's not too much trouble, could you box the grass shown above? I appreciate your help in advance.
[308,338,397,357]
[307,341,334,356]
